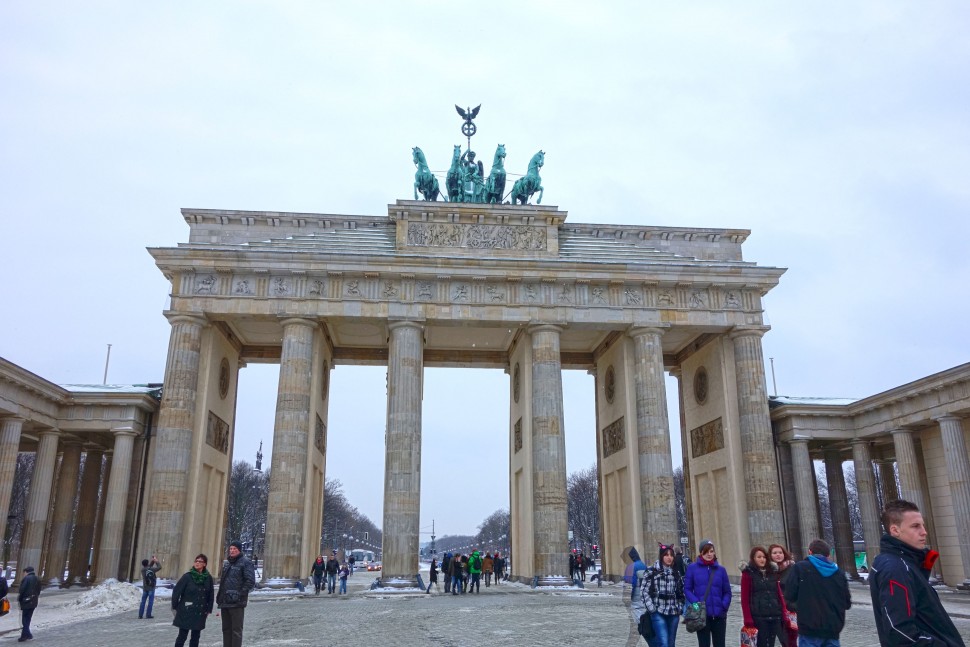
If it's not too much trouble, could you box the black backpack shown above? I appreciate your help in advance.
[472,555,482,570]
[144,569,157,588]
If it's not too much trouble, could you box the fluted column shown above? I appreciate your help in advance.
[96,429,137,582]
[936,415,970,586]
[824,450,858,578]
[141,314,206,576]
[630,327,677,549]
[730,327,785,547]
[381,320,424,586]
[89,454,111,581]
[891,429,928,515]
[264,318,317,582]
[851,440,882,569]
[18,430,59,583]
[45,442,83,585]
[0,417,25,544]
[68,449,104,584]
[529,324,569,585]
[877,460,900,506]
[789,439,820,557]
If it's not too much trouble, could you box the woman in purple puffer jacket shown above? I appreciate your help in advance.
[683,539,732,647]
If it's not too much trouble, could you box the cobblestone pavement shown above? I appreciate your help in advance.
[1,578,968,646]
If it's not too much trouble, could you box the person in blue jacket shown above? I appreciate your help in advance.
[684,539,732,647]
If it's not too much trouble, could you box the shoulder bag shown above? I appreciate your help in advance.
[684,567,714,633]
[0,597,9,617]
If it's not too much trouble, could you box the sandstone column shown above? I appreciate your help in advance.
[730,327,785,547]
[45,442,82,585]
[851,440,882,569]
[0,417,25,543]
[630,327,677,549]
[789,439,820,557]
[877,460,900,506]
[89,454,111,582]
[68,449,104,584]
[381,320,424,586]
[936,415,970,586]
[96,429,137,582]
[824,450,858,578]
[530,324,569,585]
[264,318,317,583]
[141,314,206,575]
[18,430,59,582]
[891,429,928,515]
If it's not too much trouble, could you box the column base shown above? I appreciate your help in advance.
[378,575,420,589]
[957,580,970,591]
[535,575,571,587]
[262,577,300,589]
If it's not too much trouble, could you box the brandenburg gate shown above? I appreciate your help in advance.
[139,199,787,586]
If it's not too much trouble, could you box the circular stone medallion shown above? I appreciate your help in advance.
[693,366,709,405]
[219,358,230,399]
[605,365,616,404]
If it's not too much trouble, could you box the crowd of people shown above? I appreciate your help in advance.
[429,551,507,595]
[309,551,351,595]
[631,499,965,647]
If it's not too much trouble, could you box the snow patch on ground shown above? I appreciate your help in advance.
[71,579,141,612]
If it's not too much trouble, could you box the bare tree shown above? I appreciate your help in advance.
[224,460,269,555]
[567,464,599,552]
[320,478,381,556]
[673,466,687,541]
[476,509,510,552]
[435,535,478,554]
[3,453,34,566]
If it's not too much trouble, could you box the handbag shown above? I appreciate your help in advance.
[0,597,9,617]
[784,609,798,631]
[684,568,714,633]
[638,613,655,640]
[740,627,758,647]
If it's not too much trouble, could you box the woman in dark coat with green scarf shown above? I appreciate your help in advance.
[171,553,214,647]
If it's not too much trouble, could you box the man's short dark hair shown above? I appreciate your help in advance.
[808,539,831,556]
[882,499,920,533]
[142,559,149,567]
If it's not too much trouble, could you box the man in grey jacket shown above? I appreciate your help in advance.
[217,541,256,647]
[17,566,40,642]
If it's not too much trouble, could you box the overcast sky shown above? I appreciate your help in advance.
[2,2,968,539]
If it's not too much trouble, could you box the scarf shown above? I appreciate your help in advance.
[189,567,210,586]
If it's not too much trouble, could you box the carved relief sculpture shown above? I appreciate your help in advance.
[690,417,724,458]
[602,417,625,458]
[514,418,523,453]
[206,411,230,454]
[219,358,230,399]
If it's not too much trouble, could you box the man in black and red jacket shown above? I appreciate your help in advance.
[869,499,965,646]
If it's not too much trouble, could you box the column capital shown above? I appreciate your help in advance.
[110,427,138,438]
[279,317,318,330]
[164,312,208,327]
[890,428,914,437]
[728,325,771,340]
[788,437,811,446]
[628,325,669,339]
[668,366,683,380]
[850,438,872,447]
[527,323,564,335]
[37,429,60,439]
[1,416,26,424]
[387,319,425,333]
[933,414,963,424]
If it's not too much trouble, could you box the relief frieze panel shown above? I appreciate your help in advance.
[315,414,326,454]
[602,416,625,458]
[690,417,724,458]
[206,410,230,454]
[406,222,546,251]
[514,417,523,453]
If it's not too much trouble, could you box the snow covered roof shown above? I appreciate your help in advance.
[769,396,860,407]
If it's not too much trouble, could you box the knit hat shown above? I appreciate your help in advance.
[23,566,35,574]
[698,539,715,554]
[230,540,244,552]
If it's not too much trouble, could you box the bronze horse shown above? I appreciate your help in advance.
[412,147,440,201]
[510,150,544,205]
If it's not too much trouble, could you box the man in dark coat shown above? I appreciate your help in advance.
[783,539,851,646]
[217,541,256,647]
[325,552,339,594]
[869,499,965,646]
[17,565,40,642]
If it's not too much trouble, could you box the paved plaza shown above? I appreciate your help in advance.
[0,575,968,646]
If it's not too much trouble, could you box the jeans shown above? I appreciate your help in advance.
[312,573,323,593]
[139,587,155,618]
[695,615,727,647]
[20,608,34,640]
[754,617,784,647]
[647,612,680,647]
[469,573,480,593]
[798,637,840,647]
[451,575,462,593]
[327,573,336,593]
[175,627,202,647]
[339,577,347,594]
[221,606,245,647]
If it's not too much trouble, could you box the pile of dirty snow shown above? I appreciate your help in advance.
[70,579,141,612]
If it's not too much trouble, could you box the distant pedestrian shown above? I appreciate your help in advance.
[171,553,214,647]
[217,540,256,647]
[577,552,586,581]
[326,553,339,594]
[468,550,483,593]
[493,552,504,584]
[482,553,494,586]
[426,558,439,594]
[309,555,325,595]
[450,554,463,595]
[348,554,356,575]
[625,546,647,601]
[17,565,40,643]
[442,552,453,593]
[869,499,965,646]
[740,546,784,647]
[684,539,731,647]
[783,539,850,647]
[569,552,577,580]
[140,555,162,619]
[338,563,349,594]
